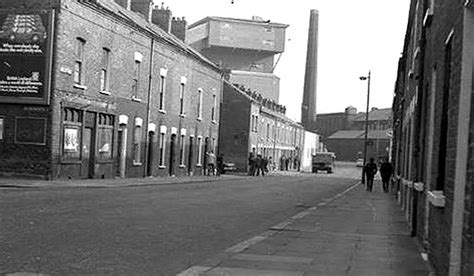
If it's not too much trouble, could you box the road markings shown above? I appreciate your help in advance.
[176,266,211,276]
[232,253,313,264]
[225,235,268,254]
[201,267,304,276]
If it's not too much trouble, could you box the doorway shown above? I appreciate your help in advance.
[204,137,209,175]
[188,136,194,175]
[147,131,154,176]
[169,134,176,176]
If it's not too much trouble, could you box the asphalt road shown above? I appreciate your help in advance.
[0,167,359,275]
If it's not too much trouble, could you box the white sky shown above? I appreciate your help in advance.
[160,0,410,121]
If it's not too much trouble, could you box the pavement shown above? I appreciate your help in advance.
[0,174,247,189]
[177,182,433,276]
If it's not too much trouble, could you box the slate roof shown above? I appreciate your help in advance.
[354,108,392,122]
[327,130,391,140]
[95,0,221,72]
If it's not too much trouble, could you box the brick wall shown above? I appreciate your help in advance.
[0,0,222,179]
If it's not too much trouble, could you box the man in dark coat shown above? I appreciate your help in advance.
[364,158,378,192]
[379,158,393,193]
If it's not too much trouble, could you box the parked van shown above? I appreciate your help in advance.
[312,152,336,173]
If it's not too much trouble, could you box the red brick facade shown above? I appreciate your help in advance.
[0,0,222,179]
[393,1,474,274]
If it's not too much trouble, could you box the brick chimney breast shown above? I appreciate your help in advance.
[151,3,173,33]
[171,16,187,41]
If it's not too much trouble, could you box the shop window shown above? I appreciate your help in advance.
[97,113,114,160]
[0,117,4,140]
[74,38,85,85]
[62,108,83,159]
[100,48,110,92]
[159,132,166,167]
[133,118,143,164]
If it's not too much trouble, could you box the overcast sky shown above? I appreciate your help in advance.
[160,0,410,121]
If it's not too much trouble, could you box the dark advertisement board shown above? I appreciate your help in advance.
[0,10,54,104]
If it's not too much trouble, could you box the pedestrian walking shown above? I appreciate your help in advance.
[255,154,265,176]
[216,154,224,176]
[206,151,216,176]
[379,158,393,193]
[248,152,256,175]
[364,157,378,192]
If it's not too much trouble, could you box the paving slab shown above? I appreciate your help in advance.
[177,183,432,275]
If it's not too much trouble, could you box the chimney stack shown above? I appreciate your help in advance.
[301,9,319,131]
[151,2,172,33]
[114,0,130,9]
[171,16,187,41]
[130,0,153,21]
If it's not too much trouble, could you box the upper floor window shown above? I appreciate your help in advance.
[74,38,85,85]
[100,48,110,92]
[179,76,187,116]
[133,60,141,98]
[211,93,217,122]
[197,88,203,119]
[159,68,167,111]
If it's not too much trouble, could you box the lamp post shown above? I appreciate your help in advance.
[360,71,371,185]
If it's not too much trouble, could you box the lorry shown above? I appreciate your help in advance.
[312,152,336,173]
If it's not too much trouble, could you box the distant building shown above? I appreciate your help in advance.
[219,82,304,172]
[315,106,358,141]
[325,130,390,162]
[188,15,306,171]
[0,0,222,179]
[187,16,287,102]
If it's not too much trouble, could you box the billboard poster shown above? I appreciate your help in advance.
[0,10,54,104]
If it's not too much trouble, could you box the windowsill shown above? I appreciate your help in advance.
[73,84,87,90]
[158,165,166,169]
[414,182,424,192]
[211,120,217,124]
[428,190,445,207]
[179,114,186,118]
[159,109,166,114]
[59,159,82,164]
[196,164,202,167]
[131,96,142,102]
[179,164,186,168]
[196,117,202,122]
[99,90,111,95]
[133,161,142,166]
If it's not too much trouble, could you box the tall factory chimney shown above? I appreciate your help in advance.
[301,9,319,131]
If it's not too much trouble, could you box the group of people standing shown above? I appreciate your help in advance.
[205,151,224,176]
[248,153,271,176]
[364,157,394,192]
[279,155,301,171]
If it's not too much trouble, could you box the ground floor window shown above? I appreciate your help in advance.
[180,134,185,166]
[97,113,114,160]
[0,117,4,140]
[159,132,166,167]
[197,136,203,166]
[62,108,83,159]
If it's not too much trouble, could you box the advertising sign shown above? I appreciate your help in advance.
[0,10,54,104]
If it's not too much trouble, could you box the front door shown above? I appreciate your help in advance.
[82,127,93,178]
[169,134,176,176]
[188,136,194,175]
